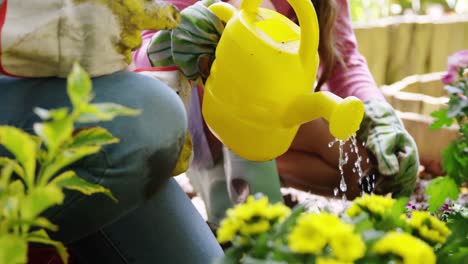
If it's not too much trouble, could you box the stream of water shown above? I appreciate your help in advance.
[329,136,370,202]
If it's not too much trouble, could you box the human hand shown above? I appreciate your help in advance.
[95,0,181,63]
[147,0,223,81]
[357,100,419,197]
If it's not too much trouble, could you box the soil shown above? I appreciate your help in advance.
[174,168,468,221]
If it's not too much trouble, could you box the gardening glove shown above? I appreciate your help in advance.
[0,0,180,78]
[357,100,419,197]
[147,0,223,81]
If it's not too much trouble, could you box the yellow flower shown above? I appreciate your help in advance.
[373,232,436,264]
[231,196,270,221]
[346,194,395,218]
[288,212,366,261]
[316,258,352,264]
[217,195,290,243]
[239,219,271,235]
[266,202,291,221]
[405,211,451,244]
[217,217,241,243]
[329,230,366,262]
[288,213,328,254]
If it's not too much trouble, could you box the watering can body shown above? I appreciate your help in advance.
[203,0,364,161]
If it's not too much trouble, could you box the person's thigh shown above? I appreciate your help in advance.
[0,72,187,242]
[70,179,224,264]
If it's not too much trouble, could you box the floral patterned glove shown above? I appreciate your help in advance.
[0,0,180,77]
[357,100,419,197]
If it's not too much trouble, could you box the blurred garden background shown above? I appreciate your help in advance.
[351,0,467,175]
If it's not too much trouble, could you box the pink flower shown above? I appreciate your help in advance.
[441,71,457,84]
[441,49,468,84]
[447,50,468,70]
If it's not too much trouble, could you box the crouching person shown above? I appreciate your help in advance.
[0,0,223,263]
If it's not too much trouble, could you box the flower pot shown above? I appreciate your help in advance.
[382,72,459,175]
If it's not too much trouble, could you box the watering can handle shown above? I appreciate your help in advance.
[209,0,319,67]
[208,2,237,22]
[286,0,319,67]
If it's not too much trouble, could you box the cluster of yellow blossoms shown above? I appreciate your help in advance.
[404,211,451,244]
[373,232,436,264]
[216,196,291,243]
[345,193,395,218]
[288,212,366,263]
[217,194,451,263]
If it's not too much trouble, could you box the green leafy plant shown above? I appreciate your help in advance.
[426,50,467,212]
[215,194,459,264]
[0,63,140,264]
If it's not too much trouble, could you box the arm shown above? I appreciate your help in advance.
[325,0,385,102]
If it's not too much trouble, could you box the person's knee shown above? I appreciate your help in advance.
[90,72,188,199]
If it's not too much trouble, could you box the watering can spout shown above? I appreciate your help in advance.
[283,92,365,141]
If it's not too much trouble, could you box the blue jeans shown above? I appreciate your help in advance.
[0,72,223,263]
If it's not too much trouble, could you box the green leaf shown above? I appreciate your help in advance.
[0,235,27,264]
[430,109,453,130]
[436,214,468,263]
[273,204,305,241]
[20,185,64,219]
[77,103,141,123]
[250,233,269,259]
[7,217,58,232]
[442,141,468,185]
[27,229,69,264]
[424,177,460,212]
[345,213,374,233]
[70,127,119,148]
[0,157,25,182]
[243,256,287,264]
[212,247,245,264]
[34,107,69,121]
[50,171,116,202]
[9,180,25,196]
[34,118,74,155]
[389,197,408,217]
[39,146,100,185]
[0,126,37,185]
[67,62,93,107]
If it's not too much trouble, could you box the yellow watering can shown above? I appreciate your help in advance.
[203,0,365,161]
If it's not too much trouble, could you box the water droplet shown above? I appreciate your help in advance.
[366,158,370,164]
[352,168,356,173]
[342,193,347,203]
[339,177,347,192]
[334,188,339,196]
[362,141,366,147]
[372,174,375,180]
